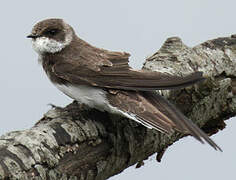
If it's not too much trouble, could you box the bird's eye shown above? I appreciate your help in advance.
[45,29,59,36]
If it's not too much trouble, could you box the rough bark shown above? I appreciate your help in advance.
[1,35,236,180]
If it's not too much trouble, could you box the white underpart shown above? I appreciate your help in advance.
[54,84,153,129]
[31,30,72,54]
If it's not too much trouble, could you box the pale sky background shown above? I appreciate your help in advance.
[0,0,235,179]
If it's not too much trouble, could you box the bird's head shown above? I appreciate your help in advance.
[27,18,74,54]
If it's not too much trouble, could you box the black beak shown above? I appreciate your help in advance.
[26,34,40,39]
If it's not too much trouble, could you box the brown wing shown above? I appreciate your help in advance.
[53,50,205,91]
[107,90,222,151]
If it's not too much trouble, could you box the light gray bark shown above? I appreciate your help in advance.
[0,35,236,180]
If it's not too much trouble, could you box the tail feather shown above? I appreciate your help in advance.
[142,91,222,151]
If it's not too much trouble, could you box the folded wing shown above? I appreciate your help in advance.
[53,50,205,91]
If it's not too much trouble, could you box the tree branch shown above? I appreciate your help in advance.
[1,36,236,180]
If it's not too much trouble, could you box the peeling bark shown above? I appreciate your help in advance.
[0,35,236,180]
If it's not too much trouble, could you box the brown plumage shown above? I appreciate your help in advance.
[28,18,221,151]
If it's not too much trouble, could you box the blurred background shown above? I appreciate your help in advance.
[0,1,235,179]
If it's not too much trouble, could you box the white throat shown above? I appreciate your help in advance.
[31,32,72,54]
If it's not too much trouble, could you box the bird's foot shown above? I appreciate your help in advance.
[48,103,63,110]
[156,147,167,162]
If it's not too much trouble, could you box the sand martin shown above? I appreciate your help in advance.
[27,18,221,151]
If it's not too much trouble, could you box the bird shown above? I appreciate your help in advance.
[27,18,221,151]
